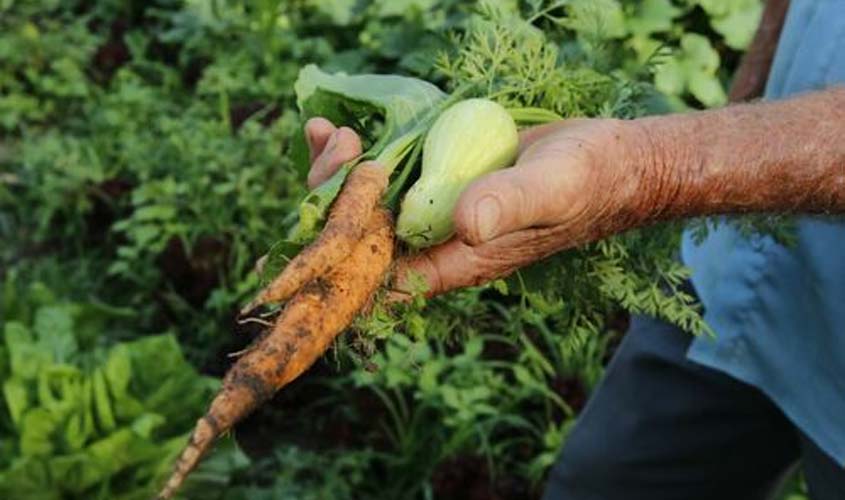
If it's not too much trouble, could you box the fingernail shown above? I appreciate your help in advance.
[474,195,501,242]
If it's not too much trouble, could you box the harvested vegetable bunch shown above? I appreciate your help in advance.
[157,66,556,499]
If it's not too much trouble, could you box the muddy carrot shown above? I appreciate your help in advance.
[157,208,394,500]
[240,163,389,315]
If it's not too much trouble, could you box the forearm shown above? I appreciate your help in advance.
[639,87,845,219]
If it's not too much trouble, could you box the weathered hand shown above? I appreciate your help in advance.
[305,85,845,297]
[304,116,655,297]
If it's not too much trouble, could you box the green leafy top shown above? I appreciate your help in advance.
[0,283,247,500]
[295,64,446,144]
[283,65,453,246]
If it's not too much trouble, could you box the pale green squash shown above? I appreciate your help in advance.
[396,98,519,248]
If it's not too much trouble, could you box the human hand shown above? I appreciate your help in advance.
[304,116,659,297]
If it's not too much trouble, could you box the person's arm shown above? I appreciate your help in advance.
[303,87,845,296]
[638,87,845,221]
[728,0,790,102]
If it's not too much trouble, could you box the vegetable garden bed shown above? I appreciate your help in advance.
[0,1,808,499]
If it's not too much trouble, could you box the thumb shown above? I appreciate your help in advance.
[453,160,583,246]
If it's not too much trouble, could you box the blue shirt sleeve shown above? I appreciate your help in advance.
[683,0,845,466]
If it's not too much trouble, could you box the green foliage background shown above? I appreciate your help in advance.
[0,0,808,499]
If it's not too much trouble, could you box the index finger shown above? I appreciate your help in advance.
[307,126,363,189]
[305,117,337,162]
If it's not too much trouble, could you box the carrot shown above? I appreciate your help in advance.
[240,163,389,315]
[157,208,394,500]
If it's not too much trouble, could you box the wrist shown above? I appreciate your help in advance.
[618,115,699,224]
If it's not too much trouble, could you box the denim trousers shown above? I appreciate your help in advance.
[542,313,844,500]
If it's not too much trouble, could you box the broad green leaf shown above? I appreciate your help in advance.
[654,56,686,96]
[285,65,446,244]
[710,1,763,50]
[54,428,158,493]
[36,364,81,415]
[654,33,727,107]
[46,453,97,494]
[104,344,145,421]
[33,305,78,362]
[626,35,664,64]
[681,33,720,73]
[0,457,60,500]
[20,407,58,457]
[63,412,87,452]
[130,412,165,439]
[307,0,360,25]
[689,76,728,108]
[131,204,177,222]
[295,64,446,145]
[418,360,443,395]
[463,336,484,359]
[124,334,217,431]
[688,0,763,49]
[565,0,627,39]
[625,0,683,37]
[92,368,116,433]
[3,377,29,427]
[5,322,51,380]
[104,345,132,399]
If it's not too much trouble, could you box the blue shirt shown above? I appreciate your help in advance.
[683,0,845,466]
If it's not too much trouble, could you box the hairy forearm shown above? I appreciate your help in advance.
[638,87,845,219]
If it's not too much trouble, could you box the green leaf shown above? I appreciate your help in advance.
[654,56,686,95]
[687,0,763,49]
[5,322,51,380]
[130,413,165,439]
[63,412,87,452]
[710,1,763,50]
[283,65,447,243]
[36,364,81,414]
[20,407,58,457]
[295,64,446,158]
[124,334,217,431]
[92,368,116,433]
[33,305,78,362]
[3,377,30,427]
[131,204,177,222]
[625,0,683,37]
[654,33,727,107]
[104,344,145,421]
[307,0,361,25]
[565,0,627,39]
[463,336,484,359]
[689,76,728,108]
[0,457,60,500]
[104,345,132,402]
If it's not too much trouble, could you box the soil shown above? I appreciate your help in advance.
[156,235,230,308]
